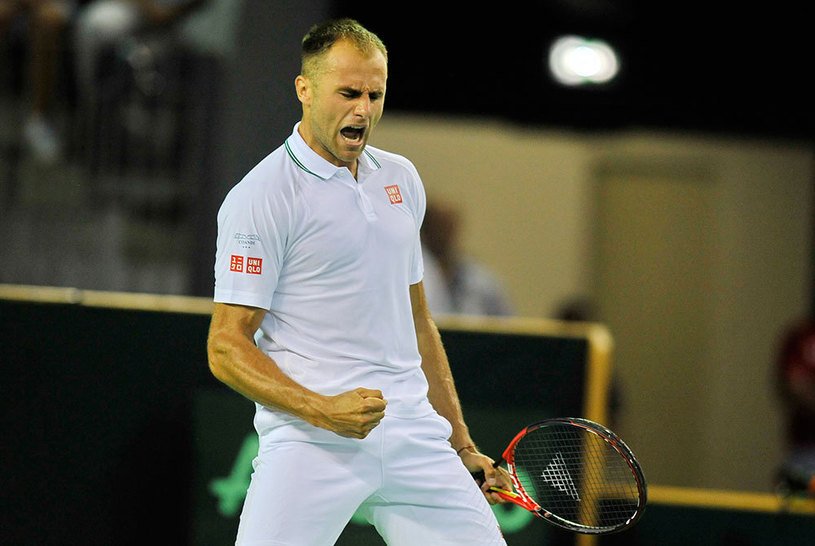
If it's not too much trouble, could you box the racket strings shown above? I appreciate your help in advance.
[513,423,641,531]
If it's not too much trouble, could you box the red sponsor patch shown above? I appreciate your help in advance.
[247,257,263,275]
[384,184,403,204]
[230,255,244,272]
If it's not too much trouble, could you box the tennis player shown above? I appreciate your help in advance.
[207,17,510,546]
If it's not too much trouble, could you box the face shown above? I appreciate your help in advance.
[296,39,387,172]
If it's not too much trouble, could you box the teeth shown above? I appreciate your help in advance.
[341,127,364,141]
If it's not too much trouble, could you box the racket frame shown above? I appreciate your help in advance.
[492,417,647,534]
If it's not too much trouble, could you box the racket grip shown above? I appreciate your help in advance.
[489,486,520,501]
[472,472,520,505]
[470,459,503,486]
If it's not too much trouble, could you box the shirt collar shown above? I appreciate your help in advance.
[285,122,381,181]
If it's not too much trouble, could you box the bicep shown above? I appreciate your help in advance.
[208,302,266,347]
[410,281,441,355]
[409,281,430,323]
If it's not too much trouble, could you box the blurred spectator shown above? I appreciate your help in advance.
[421,199,515,317]
[554,296,597,323]
[72,0,206,100]
[774,316,815,496]
[0,0,77,163]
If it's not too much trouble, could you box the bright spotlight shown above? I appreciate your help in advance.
[548,35,620,86]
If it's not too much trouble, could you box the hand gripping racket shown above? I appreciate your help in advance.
[474,417,647,535]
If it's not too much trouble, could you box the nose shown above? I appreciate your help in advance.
[354,96,371,116]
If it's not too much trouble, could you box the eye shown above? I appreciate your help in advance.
[339,87,363,99]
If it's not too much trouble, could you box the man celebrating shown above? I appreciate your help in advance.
[207,18,510,545]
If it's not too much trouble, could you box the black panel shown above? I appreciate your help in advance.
[0,299,588,545]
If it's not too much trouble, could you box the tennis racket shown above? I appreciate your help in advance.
[474,417,647,535]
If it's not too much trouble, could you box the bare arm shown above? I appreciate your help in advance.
[206,302,386,438]
[410,282,510,502]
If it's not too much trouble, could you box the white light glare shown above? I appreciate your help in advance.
[548,35,620,86]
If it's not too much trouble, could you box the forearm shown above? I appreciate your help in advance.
[416,313,474,452]
[206,303,330,425]
[207,328,327,424]
[207,303,386,438]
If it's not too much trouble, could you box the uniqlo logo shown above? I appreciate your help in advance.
[230,255,244,272]
[384,184,403,204]
[246,257,263,275]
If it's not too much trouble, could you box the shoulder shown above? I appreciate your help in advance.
[222,146,293,202]
[217,144,304,230]
[364,145,421,180]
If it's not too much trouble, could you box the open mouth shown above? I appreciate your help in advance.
[340,126,365,144]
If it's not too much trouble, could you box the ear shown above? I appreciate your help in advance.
[295,75,310,105]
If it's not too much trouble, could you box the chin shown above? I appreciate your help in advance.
[340,147,364,161]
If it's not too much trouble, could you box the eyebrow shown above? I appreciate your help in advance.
[338,86,384,98]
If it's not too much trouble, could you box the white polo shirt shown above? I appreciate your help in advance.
[214,123,434,431]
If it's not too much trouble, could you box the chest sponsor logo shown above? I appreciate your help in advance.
[384,184,403,204]
[230,255,263,275]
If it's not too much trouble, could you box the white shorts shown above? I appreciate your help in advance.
[235,411,507,545]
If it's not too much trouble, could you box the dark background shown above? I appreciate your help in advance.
[333,1,814,142]
[0,298,587,545]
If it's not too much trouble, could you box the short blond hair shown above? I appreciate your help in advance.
[300,18,388,78]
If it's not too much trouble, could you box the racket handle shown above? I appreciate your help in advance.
[470,461,504,486]
[489,486,520,501]
[471,455,505,487]
[472,472,518,500]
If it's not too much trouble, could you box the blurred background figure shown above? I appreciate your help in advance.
[421,198,515,317]
[553,296,597,323]
[73,0,205,101]
[0,0,77,163]
[71,0,211,186]
[774,316,815,496]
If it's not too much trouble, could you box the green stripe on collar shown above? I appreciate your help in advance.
[364,149,381,169]
[284,138,324,179]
